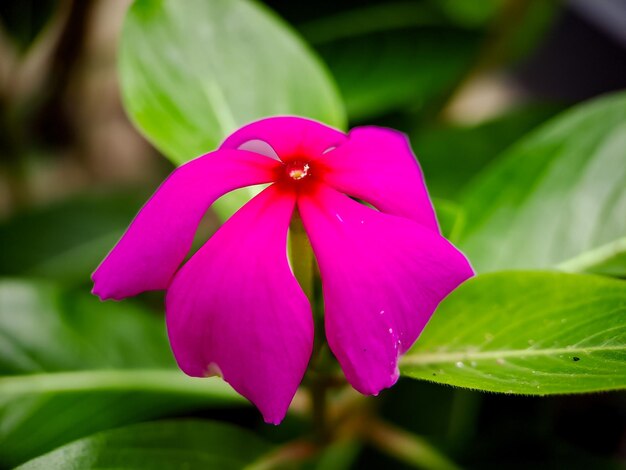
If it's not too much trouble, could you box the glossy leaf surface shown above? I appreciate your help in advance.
[459,92,626,274]
[119,0,345,162]
[16,420,271,470]
[402,272,626,394]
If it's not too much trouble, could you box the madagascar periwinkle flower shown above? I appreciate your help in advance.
[92,117,473,424]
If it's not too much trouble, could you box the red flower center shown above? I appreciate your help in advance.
[285,161,311,181]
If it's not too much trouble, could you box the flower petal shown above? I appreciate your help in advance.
[298,184,473,395]
[220,116,346,160]
[166,185,313,424]
[92,149,279,300]
[318,126,439,230]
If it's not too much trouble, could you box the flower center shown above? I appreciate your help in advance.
[285,161,310,181]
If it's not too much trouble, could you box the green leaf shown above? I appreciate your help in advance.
[433,198,465,243]
[556,237,626,279]
[299,2,444,44]
[430,0,557,63]
[401,272,626,394]
[0,280,243,467]
[16,420,272,469]
[458,92,626,273]
[414,103,563,199]
[120,0,345,217]
[0,191,147,284]
[430,0,501,27]
[314,27,478,120]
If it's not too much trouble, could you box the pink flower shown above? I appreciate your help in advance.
[92,117,473,424]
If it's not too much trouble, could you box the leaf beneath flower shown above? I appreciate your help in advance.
[401,272,626,394]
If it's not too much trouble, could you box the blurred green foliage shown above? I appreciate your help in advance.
[0,191,148,284]
[0,0,58,52]
[15,420,271,469]
[0,280,242,467]
[459,92,626,273]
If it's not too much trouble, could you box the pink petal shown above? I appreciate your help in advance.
[220,116,346,160]
[92,149,279,300]
[318,127,439,230]
[166,185,313,424]
[298,184,473,395]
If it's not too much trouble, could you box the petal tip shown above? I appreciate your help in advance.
[91,272,125,302]
[262,413,286,426]
[91,279,112,301]
[350,364,400,397]
[246,380,292,425]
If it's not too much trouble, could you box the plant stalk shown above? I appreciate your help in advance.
[289,212,330,444]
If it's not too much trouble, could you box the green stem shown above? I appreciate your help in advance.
[364,418,460,470]
[245,440,317,470]
[310,372,329,443]
[556,237,626,273]
[289,213,330,444]
[289,213,315,303]
[431,0,535,122]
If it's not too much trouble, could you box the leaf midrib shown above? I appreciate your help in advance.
[401,344,626,366]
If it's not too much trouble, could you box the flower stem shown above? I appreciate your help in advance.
[364,418,460,470]
[310,373,330,444]
[289,212,330,444]
[289,212,314,304]
[246,440,317,470]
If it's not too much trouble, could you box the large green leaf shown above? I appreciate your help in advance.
[414,103,563,199]
[313,27,478,120]
[0,281,242,467]
[0,191,147,284]
[121,0,345,161]
[401,272,626,394]
[16,420,272,469]
[120,0,345,217]
[458,92,626,274]
[119,0,345,218]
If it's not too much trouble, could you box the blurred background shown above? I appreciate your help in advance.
[0,0,625,468]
